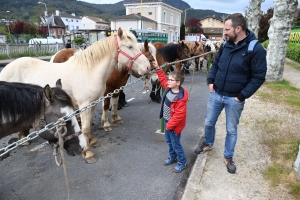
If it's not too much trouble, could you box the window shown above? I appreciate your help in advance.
[176,16,179,25]
[163,12,166,23]
[76,26,79,29]
[66,19,68,21]
[170,14,173,24]
[148,12,152,15]
[76,20,78,22]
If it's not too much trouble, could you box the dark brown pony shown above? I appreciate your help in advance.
[0,80,85,157]
[51,40,156,132]
[150,41,191,103]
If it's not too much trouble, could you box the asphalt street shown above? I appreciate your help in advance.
[0,68,209,200]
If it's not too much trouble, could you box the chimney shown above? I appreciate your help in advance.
[56,10,60,16]
[71,13,75,16]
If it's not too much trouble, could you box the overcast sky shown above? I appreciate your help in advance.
[79,0,299,14]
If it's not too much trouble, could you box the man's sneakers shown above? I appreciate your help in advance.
[224,157,236,174]
[194,142,212,154]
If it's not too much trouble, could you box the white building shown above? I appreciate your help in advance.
[81,16,110,30]
[55,10,82,33]
[119,0,182,42]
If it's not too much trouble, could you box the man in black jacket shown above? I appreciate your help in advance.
[194,13,267,174]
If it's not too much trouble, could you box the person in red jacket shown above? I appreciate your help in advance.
[152,61,189,173]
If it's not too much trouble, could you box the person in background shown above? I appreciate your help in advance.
[65,40,71,49]
[152,60,189,173]
[194,13,267,174]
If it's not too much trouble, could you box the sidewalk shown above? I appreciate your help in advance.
[181,59,300,200]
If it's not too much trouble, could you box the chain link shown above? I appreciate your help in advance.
[0,50,213,159]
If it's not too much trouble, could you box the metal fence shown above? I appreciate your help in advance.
[0,43,67,58]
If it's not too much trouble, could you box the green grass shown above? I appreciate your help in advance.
[256,79,300,199]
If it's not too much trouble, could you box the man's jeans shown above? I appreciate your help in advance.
[204,92,245,158]
[165,122,187,165]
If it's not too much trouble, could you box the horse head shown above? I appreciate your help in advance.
[115,28,151,77]
[39,79,86,156]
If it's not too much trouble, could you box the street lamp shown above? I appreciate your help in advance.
[184,8,193,25]
[6,11,10,35]
[38,2,51,37]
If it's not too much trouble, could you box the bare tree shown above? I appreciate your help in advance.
[245,0,265,38]
[266,0,298,82]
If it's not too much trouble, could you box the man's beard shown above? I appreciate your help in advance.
[226,31,238,43]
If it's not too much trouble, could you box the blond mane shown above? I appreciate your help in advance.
[68,35,115,68]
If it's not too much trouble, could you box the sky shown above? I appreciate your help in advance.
[80,0,299,14]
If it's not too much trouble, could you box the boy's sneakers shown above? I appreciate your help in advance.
[173,163,188,173]
[194,142,212,154]
[163,157,178,166]
[224,157,236,174]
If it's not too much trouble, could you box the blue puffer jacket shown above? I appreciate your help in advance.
[207,30,267,102]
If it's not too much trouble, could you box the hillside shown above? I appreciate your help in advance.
[0,0,228,24]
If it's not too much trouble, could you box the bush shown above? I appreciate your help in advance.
[72,38,85,45]
[261,40,300,63]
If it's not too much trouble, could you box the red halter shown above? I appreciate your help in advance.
[114,35,143,70]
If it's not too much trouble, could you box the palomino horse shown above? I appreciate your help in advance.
[0,28,151,163]
[0,80,86,157]
[50,40,157,132]
[150,41,191,103]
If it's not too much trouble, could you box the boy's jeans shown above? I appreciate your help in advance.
[204,92,245,158]
[165,123,186,165]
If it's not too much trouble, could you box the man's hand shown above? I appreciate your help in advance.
[208,84,214,92]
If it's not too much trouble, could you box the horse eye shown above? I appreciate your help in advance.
[128,45,133,49]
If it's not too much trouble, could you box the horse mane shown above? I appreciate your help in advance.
[0,81,74,125]
[69,34,116,68]
[157,43,183,62]
[69,30,137,69]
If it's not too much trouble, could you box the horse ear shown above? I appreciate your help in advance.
[56,79,62,89]
[118,28,123,38]
[44,84,54,102]
[144,39,149,51]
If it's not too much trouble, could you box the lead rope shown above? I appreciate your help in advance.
[54,119,71,200]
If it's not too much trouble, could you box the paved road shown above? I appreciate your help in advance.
[0,70,209,200]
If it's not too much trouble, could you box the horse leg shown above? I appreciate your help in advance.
[155,85,162,103]
[111,96,123,124]
[150,84,157,101]
[101,98,112,132]
[18,130,30,146]
[80,109,97,163]
[118,90,128,107]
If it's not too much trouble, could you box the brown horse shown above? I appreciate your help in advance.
[150,41,191,103]
[51,40,156,132]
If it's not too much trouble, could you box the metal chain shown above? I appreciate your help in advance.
[0,50,214,159]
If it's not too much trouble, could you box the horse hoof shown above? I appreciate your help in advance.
[21,141,31,146]
[85,156,98,164]
[89,138,98,146]
[112,120,123,124]
[104,127,112,132]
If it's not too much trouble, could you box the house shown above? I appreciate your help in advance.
[200,15,225,41]
[121,0,182,42]
[55,10,82,33]
[82,16,109,30]
[110,13,157,31]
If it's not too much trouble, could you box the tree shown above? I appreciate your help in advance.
[258,8,273,42]
[185,18,203,34]
[180,23,185,40]
[245,0,265,38]
[266,0,298,82]
[38,26,48,35]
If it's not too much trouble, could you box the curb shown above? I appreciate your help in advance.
[181,152,208,199]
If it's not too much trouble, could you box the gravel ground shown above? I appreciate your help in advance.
[191,60,300,200]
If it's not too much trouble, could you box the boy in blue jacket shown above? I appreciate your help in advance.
[152,61,189,173]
